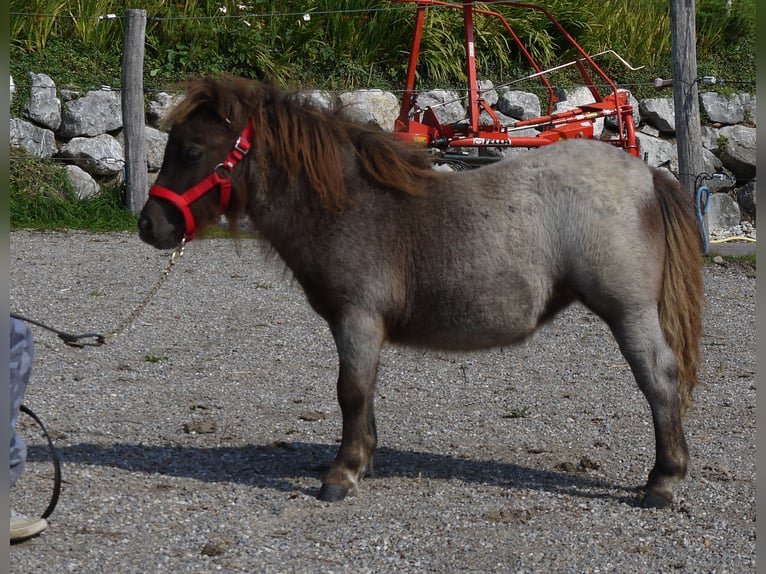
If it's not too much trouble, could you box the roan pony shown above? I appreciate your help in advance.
[138,77,704,508]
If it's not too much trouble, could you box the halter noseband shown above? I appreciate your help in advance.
[148,122,254,242]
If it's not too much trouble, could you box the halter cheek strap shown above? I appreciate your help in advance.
[148,122,254,241]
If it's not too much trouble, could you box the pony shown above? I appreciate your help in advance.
[138,77,704,508]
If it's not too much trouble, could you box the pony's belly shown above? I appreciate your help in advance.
[391,329,532,351]
[389,312,537,350]
[388,276,546,350]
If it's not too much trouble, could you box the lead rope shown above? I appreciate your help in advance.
[19,404,62,520]
[12,239,186,347]
[100,238,187,344]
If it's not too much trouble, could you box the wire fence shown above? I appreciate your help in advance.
[9,73,756,100]
[10,6,757,171]
[10,4,416,21]
[11,3,757,91]
[11,2,757,95]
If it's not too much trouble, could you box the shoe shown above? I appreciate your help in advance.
[10,510,47,543]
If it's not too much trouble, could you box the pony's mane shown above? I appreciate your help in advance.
[165,77,439,209]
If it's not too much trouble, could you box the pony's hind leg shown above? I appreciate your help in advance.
[609,310,690,508]
[318,309,385,502]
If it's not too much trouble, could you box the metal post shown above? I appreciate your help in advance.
[462,0,479,134]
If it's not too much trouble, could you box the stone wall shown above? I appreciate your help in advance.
[10,72,756,230]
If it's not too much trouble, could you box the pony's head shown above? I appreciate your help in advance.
[138,76,438,249]
[138,77,258,249]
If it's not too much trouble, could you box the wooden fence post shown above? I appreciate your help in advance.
[122,9,148,214]
[670,0,705,198]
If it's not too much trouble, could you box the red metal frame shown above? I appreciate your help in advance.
[391,0,640,158]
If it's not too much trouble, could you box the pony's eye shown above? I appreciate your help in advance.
[185,147,204,163]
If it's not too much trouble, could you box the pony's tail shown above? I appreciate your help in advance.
[652,170,705,415]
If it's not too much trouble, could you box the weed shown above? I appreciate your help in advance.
[704,253,756,269]
[504,406,531,419]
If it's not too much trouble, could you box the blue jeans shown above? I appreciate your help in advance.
[10,317,34,488]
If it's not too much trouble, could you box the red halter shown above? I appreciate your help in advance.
[148,122,254,241]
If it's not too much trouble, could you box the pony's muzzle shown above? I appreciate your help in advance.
[137,199,185,250]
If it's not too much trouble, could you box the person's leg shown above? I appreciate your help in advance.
[9,317,47,542]
[10,317,33,487]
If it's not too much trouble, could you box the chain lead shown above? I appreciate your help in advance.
[103,239,187,343]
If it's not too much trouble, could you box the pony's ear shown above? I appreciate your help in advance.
[206,79,245,129]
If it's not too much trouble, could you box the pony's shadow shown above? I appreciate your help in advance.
[41,442,641,506]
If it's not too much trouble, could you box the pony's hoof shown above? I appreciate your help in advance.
[640,492,672,509]
[317,483,350,502]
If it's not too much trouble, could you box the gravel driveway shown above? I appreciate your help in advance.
[9,229,756,573]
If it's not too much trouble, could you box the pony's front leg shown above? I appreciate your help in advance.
[318,310,385,502]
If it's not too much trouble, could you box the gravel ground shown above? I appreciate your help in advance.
[9,229,756,573]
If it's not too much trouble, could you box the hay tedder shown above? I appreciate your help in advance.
[391,0,642,164]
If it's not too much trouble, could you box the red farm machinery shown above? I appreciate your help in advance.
[391,0,642,165]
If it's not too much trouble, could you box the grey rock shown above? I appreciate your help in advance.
[59,133,125,175]
[654,165,678,182]
[636,132,677,168]
[478,108,514,128]
[640,125,660,138]
[65,164,100,199]
[147,91,184,126]
[59,88,123,138]
[667,148,727,188]
[702,148,726,182]
[298,90,335,111]
[145,126,169,172]
[706,192,741,231]
[736,179,756,218]
[10,75,15,105]
[700,92,744,125]
[25,72,61,131]
[118,126,169,173]
[338,89,400,130]
[10,117,56,159]
[640,97,675,133]
[415,89,466,126]
[497,90,541,122]
[717,125,756,180]
[6,72,758,238]
[700,125,720,151]
[477,79,498,107]
[701,150,729,186]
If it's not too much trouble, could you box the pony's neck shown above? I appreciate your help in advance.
[247,172,334,253]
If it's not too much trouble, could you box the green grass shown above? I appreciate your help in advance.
[10,152,137,232]
[11,0,755,93]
